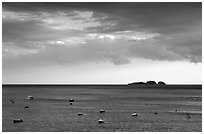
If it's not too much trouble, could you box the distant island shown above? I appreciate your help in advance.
[128,81,166,86]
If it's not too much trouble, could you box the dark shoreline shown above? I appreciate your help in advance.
[2,84,202,89]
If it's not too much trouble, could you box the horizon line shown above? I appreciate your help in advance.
[2,83,202,86]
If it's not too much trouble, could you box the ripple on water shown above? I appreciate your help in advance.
[169,110,202,114]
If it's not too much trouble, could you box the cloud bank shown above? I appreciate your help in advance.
[3,2,202,69]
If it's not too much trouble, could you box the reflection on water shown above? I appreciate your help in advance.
[185,101,202,106]
[169,110,202,114]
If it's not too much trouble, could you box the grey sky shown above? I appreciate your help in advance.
[2,2,202,84]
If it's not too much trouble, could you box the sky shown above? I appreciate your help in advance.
[2,2,202,84]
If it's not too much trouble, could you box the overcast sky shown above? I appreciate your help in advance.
[2,2,202,84]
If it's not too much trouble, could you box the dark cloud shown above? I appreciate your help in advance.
[2,20,83,42]
[3,2,201,34]
[2,2,202,67]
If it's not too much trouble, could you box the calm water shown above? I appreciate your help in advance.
[2,85,202,132]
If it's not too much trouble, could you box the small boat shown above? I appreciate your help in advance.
[69,99,74,102]
[99,110,106,113]
[13,118,23,123]
[10,100,15,104]
[78,112,84,116]
[131,113,138,116]
[98,119,104,124]
[25,105,29,108]
[27,95,34,100]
